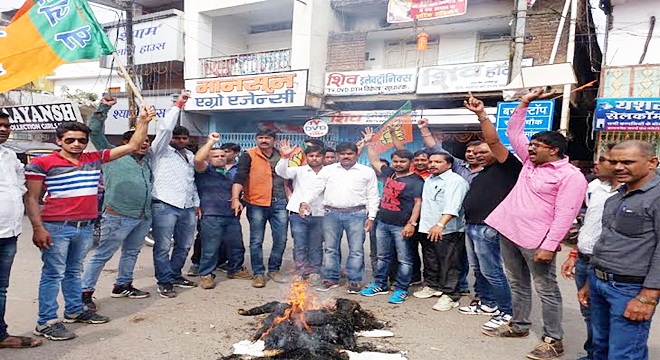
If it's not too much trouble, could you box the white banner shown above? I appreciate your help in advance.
[324,108,496,126]
[102,14,184,67]
[417,59,533,94]
[185,70,308,111]
[2,103,81,132]
[325,68,417,96]
[104,96,174,135]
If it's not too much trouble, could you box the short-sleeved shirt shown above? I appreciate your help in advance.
[195,164,237,217]
[419,169,469,234]
[25,150,111,221]
[378,167,424,226]
[463,152,522,224]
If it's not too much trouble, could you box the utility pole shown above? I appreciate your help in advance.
[559,0,578,135]
[509,0,528,80]
[124,1,138,128]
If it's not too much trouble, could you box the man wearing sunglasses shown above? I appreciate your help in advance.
[24,106,156,341]
[481,88,588,360]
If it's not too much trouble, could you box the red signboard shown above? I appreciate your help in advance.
[388,0,468,23]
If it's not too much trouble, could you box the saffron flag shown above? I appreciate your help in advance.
[372,101,413,153]
[0,0,115,93]
[11,0,36,22]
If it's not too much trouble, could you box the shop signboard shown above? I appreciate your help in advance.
[325,68,417,96]
[594,98,660,131]
[1,102,81,132]
[387,0,468,23]
[185,70,308,111]
[496,100,555,151]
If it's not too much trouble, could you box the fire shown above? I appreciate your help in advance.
[260,278,320,339]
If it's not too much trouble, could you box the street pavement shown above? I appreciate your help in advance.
[4,216,660,359]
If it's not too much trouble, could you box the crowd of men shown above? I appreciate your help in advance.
[0,88,658,360]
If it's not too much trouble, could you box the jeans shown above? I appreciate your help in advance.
[82,213,151,291]
[38,222,93,325]
[198,215,244,276]
[375,222,413,291]
[323,210,366,283]
[152,202,196,285]
[0,237,17,340]
[575,255,593,359]
[289,213,323,276]
[420,232,465,301]
[246,200,288,275]
[465,224,512,314]
[500,236,563,340]
[369,223,378,273]
[589,271,653,360]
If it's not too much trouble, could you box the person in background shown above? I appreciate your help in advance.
[323,147,337,166]
[560,144,619,360]
[0,110,42,348]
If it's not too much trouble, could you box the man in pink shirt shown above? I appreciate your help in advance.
[482,88,588,360]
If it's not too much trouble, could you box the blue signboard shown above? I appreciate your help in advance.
[496,100,555,151]
[595,98,660,131]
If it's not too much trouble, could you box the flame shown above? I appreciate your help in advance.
[260,279,321,339]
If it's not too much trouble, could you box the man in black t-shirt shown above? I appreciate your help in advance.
[457,93,522,331]
[360,130,424,304]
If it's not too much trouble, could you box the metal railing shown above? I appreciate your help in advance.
[201,49,292,78]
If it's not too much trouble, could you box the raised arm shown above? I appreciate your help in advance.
[194,132,221,172]
[416,118,438,149]
[274,139,301,179]
[151,90,189,155]
[107,106,156,161]
[507,88,556,163]
[464,92,509,163]
[89,96,117,150]
[362,127,385,173]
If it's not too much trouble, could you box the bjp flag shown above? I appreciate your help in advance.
[0,0,115,93]
[11,0,37,22]
[372,101,413,154]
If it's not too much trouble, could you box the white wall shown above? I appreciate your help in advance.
[247,30,291,52]
[47,62,123,97]
[184,0,213,79]
[606,0,660,65]
[211,16,249,56]
[437,32,478,65]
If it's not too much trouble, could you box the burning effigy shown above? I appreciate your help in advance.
[222,280,407,360]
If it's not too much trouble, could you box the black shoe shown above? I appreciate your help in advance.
[63,310,110,324]
[34,322,76,341]
[173,276,197,288]
[347,282,362,294]
[111,284,150,299]
[82,291,97,312]
[157,283,177,298]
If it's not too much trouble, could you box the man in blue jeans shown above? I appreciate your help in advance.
[81,95,154,311]
[194,133,252,289]
[584,140,660,360]
[275,141,326,285]
[25,108,154,341]
[360,131,423,304]
[150,91,200,298]
[0,111,42,348]
[301,142,380,294]
[458,94,520,330]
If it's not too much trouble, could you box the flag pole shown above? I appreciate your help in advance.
[112,52,147,107]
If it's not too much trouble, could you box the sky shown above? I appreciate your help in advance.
[1,0,121,24]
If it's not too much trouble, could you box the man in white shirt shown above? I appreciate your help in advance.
[301,142,380,294]
[0,110,42,348]
[275,141,325,285]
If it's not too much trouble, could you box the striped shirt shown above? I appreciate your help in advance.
[25,149,111,221]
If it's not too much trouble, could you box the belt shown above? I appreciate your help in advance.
[577,252,592,262]
[594,267,645,284]
[325,205,366,213]
[46,220,94,228]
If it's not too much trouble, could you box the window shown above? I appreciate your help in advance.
[477,31,510,62]
[384,37,439,69]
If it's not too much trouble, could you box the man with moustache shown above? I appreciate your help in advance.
[81,96,156,312]
[25,106,154,341]
[482,88,588,360]
[583,140,660,360]
[232,128,288,288]
[275,141,326,285]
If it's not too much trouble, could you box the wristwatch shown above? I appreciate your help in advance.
[436,223,445,228]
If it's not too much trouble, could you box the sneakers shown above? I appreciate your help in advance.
[227,267,254,280]
[82,291,96,312]
[359,283,389,297]
[482,313,512,330]
[111,284,150,299]
[63,310,110,324]
[482,322,529,338]
[412,286,443,299]
[267,271,290,284]
[316,280,339,292]
[173,276,197,288]
[252,275,266,288]
[388,289,409,304]
[432,294,459,311]
[347,282,362,294]
[200,274,216,289]
[216,262,228,273]
[157,283,177,298]
[526,336,564,360]
[458,300,501,316]
[34,322,76,341]
[186,264,199,277]
[410,279,423,286]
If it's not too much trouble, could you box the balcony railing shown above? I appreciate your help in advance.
[200,49,292,78]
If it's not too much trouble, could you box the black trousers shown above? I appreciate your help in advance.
[420,232,465,301]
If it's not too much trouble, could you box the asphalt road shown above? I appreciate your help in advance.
[4,216,659,359]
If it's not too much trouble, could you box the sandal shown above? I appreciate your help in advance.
[0,335,43,349]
